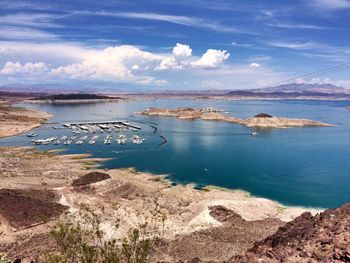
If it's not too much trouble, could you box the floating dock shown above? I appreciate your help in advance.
[65,121,141,130]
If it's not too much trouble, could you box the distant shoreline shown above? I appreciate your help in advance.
[26,98,125,104]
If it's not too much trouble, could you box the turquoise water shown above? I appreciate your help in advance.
[1,99,350,208]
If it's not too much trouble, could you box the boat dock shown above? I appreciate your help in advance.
[64,120,141,130]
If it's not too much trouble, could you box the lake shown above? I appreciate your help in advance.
[1,99,350,208]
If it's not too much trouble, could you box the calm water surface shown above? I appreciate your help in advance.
[1,99,350,208]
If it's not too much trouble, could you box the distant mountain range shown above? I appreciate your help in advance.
[254,83,348,94]
[1,83,350,100]
[227,83,350,99]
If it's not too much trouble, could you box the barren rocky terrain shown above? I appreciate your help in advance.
[140,107,333,129]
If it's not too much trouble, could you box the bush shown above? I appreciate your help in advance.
[0,255,10,263]
[46,200,166,263]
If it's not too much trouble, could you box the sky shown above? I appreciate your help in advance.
[0,0,350,91]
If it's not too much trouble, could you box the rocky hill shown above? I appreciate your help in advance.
[230,203,350,263]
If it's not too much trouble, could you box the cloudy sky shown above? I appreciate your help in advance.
[1,0,350,91]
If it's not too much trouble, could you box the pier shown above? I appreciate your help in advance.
[64,120,141,130]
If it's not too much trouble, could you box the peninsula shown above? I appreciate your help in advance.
[140,107,333,129]
[0,100,52,138]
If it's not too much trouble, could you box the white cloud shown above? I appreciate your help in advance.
[156,43,193,70]
[0,61,48,74]
[310,0,350,10]
[0,26,59,41]
[131,64,140,70]
[156,57,182,70]
[268,22,329,30]
[0,13,62,28]
[74,11,253,34]
[51,45,163,82]
[266,41,323,50]
[295,77,305,84]
[231,41,253,48]
[173,43,192,60]
[191,49,230,69]
[309,77,331,84]
[249,62,260,68]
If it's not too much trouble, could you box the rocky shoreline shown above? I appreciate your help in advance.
[0,146,321,262]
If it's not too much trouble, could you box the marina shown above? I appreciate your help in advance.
[2,98,349,208]
[31,120,145,146]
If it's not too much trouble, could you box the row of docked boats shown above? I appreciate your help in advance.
[31,134,145,145]
[65,122,140,135]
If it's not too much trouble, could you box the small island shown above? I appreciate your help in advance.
[140,107,333,128]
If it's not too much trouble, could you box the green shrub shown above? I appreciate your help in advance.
[0,255,10,263]
[46,200,165,263]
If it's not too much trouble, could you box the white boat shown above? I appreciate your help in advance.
[251,132,259,136]
[41,139,51,145]
[64,140,72,145]
[131,135,144,144]
[117,138,127,145]
[118,134,126,139]
[75,140,83,145]
[104,135,112,144]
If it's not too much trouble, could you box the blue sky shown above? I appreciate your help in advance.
[1,0,350,91]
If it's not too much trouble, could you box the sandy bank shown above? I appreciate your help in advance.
[140,107,333,128]
[0,100,52,138]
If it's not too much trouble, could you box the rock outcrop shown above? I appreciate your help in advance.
[231,203,350,263]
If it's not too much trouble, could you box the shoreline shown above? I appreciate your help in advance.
[0,101,325,212]
[0,146,322,261]
[25,98,125,104]
[0,100,53,139]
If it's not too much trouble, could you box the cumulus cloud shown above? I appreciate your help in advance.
[0,61,48,74]
[156,57,182,70]
[172,43,192,60]
[155,43,192,70]
[51,45,162,82]
[191,49,230,69]
[0,43,233,87]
